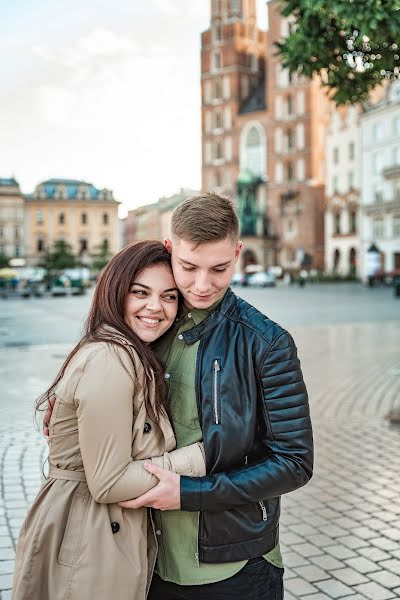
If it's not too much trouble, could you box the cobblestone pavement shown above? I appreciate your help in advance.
[1,284,399,599]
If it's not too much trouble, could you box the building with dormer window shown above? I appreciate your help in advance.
[0,178,25,261]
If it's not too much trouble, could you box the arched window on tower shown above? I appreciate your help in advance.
[244,126,264,177]
[231,0,241,13]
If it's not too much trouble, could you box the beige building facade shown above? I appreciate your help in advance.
[124,188,200,245]
[24,178,120,266]
[0,178,25,260]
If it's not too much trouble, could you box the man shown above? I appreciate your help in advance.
[119,193,313,599]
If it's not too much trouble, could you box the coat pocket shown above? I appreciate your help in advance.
[58,493,90,567]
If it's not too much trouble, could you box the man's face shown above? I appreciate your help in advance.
[165,236,243,309]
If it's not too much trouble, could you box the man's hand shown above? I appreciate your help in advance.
[43,395,56,437]
[119,462,181,511]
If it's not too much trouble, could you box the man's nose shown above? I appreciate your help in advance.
[194,272,211,292]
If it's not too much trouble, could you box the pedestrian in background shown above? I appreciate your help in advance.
[12,241,206,600]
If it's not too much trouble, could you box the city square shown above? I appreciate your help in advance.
[1,282,399,599]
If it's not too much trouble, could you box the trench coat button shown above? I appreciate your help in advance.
[143,422,152,434]
[111,522,120,534]
[164,373,171,380]
[178,334,184,340]
[155,530,161,536]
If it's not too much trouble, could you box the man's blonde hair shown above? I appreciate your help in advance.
[171,193,239,246]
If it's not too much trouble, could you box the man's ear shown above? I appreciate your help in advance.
[164,239,172,254]
[235,241,243,263]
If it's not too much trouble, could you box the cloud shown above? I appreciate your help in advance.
[152,0,179,14]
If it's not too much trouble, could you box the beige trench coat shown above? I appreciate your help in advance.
[12,335,205,600]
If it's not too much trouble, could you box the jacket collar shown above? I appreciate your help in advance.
[97,324,136,347]
[181,288,236,345]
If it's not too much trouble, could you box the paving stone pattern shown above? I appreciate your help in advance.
[1,286,400,599]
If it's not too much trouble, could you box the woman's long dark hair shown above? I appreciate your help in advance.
[36,240,174,422]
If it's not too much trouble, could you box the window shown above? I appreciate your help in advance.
[374,188,383,203]
[225,137,232,161]
[37,239,44,252]
[296,123,305,149]
[287,129,294,150]
[393,146,400,165]
[287,95,293,115]
[373,152,384,175]
[275,161,283,184]
[214,80,222,100]
[297,91,305,115]
[333,147,339,164]
[224,107,232,129]
[215,140,223,160]
[334,213,341,234]
[213,52,222,71]
[395,116,400,136]
[332,175,339,194]
[81,212,87,225]
[205,111,212,133]
[350,210,357,233]
[79,238,88,253]
[275,128,282,153]
[59,212,65,225]
[349,141,355,160]
[215,171,222,188]
[223,76,231,99]
[35,210,43,224]
[215,110,223,129]
[103,213,109,225]
[275,96,282,119]
[287,162,294,181]
[245,126,264,177]
[373,122,384,142]
[213,0,221,13]
[394,216,400,236]
[348,171,355,191]
[241,76,249,99]
[230,0,240,12]
[214,22,222,42]
[296,158,305,181]
[205,142,212,164]
[205,82,211,103]
[372,218,384,238]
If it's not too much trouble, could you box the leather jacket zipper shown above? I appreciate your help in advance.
[259,501,268,521]
[195,512,200,566]
[213,359,220,424]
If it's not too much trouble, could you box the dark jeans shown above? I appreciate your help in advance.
[148,558,284,600]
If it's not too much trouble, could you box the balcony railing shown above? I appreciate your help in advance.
[382,165,400,180]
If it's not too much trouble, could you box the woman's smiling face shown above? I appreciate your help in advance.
[124,264,178,343]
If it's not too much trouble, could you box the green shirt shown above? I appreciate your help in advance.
[152,304,283,585]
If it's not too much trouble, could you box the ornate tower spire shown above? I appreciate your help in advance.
[210,0,257,24]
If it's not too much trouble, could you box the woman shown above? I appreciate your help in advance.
[12,241,206,600]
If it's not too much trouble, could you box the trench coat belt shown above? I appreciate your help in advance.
[48,466,87,482]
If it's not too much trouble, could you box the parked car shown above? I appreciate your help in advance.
[51,273,85,296]
[231,273,247,286]
[247,272,276,288]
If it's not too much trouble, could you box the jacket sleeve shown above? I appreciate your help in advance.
[75,345,206,504]
[180,331,313,512]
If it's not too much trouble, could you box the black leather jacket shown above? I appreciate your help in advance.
[180,289,313,563]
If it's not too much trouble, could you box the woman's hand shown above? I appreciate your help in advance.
[119,463,181,511]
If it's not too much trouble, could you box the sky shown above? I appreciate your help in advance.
[0,0,268,215]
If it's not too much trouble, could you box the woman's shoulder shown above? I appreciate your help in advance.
[77,340,144,374]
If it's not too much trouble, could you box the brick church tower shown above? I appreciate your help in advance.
[201,0,329,271]
[201,0,267,197]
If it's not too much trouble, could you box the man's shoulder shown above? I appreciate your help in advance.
[227,291,288,345]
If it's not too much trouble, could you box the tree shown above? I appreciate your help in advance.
[91,239,111,273]
[276,0,400,105]
[0,252,9,268]
[40,240,76,273]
